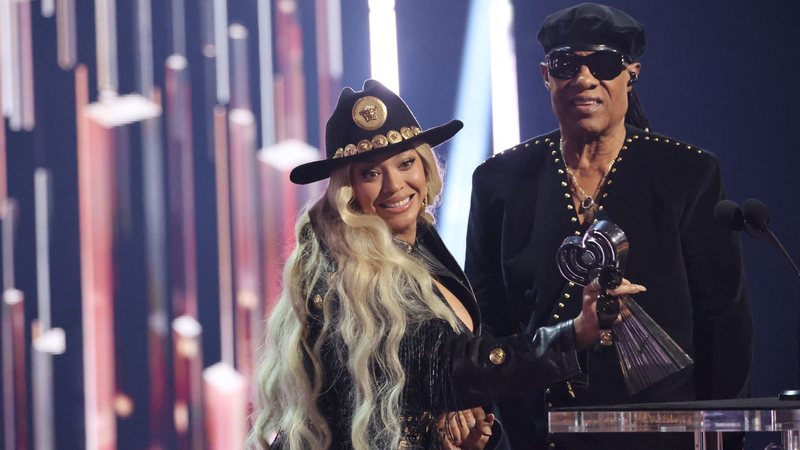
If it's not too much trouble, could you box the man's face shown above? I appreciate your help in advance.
[541,49,640,136]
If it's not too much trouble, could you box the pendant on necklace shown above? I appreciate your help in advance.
[581,196,595,211]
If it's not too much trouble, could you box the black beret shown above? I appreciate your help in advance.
[537,3,646,61]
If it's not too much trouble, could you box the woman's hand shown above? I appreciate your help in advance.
[436,407,495,449]
[573,278,646,348]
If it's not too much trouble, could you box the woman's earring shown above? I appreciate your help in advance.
[422,196,428,208]
[544,80,551,89]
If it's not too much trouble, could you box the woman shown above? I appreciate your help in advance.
[466,4,752,449]
[250,79,644,450]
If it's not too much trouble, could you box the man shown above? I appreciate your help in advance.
[465,3,753,449]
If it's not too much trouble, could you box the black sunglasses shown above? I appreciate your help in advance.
[545,46,629,81]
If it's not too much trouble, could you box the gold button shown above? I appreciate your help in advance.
[312,294,324,310]
[571,217,577,223]
[564,293,571,299]
[574,231,580,236]
[568,282,575,287]
[553,314,560,320]
[558,169,564,174]
[546,402,553,409]
[545,138,551,143]
[551,150,557,155]
[545,388,551,395]
[625,138,632,143]
[535,140,541,145]
[561,181,568,187]
[567,204,574,210]
[558,302,565,308]
[653,137,660,142]
[549,443,556,449]
[564,193,571,199]
[488,347,506,365]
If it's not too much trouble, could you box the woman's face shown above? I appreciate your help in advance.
[351,149,427,243]
[541,50,640,137]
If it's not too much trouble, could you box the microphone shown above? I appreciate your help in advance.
[713,199,744,231]
[713,198,770,240]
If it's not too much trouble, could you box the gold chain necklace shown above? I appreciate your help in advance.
[560,139,617,212]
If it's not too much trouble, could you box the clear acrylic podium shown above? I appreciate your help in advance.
[549,397,800,449]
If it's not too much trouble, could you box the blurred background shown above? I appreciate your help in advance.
[1,0,799,448]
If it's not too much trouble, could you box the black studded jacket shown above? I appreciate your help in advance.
[270,222,582,450]
[465,126,753,450]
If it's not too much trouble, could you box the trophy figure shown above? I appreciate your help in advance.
[557,220,694,395]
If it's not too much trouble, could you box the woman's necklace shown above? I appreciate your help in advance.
[560,139,617,213]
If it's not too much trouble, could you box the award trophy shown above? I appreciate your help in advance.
[556,220,694,395]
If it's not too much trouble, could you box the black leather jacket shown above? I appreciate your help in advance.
[272,223,582,449]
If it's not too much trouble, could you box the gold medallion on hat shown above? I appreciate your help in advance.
[387,130,402,144]
[352,96,388,131]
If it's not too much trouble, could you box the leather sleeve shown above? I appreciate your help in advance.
[439,320,582,411]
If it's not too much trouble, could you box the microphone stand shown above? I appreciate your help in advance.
[765,229,800,400]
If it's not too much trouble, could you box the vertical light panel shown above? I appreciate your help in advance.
[228,24,251,110]
[136,2,170,443]
[141,108,170,450]
[172,315,205,450]
[56,0,77,69]
[213,105,235,366]
[315,0,343,150]
[31,324,65,450]
[17,0,35,130]
[203,363,247,450]
[489,0,519,153]
[165,54,199,318]
[2,199,24,450]
[228,108,261,388]
[2,289,28,450]
[0,0,16,117]
[34,170,52,330]
[79,105,118,450]
[41,0,54,17]
[213,0,230,103]
[94,0,118,96]
[273,0,307,142]
[367,0,399,94]
[170,0,187,56]
[135,0,154,95]
[257,0,276,148]
[258,140,321,310]
[0,101,6,209]
[439,0,493,265]
[81,69,161,450]
[32,168,65,450]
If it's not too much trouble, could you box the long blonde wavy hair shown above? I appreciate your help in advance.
[249,143,460,449]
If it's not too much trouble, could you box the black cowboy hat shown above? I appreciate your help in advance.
[289,79,463,185]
